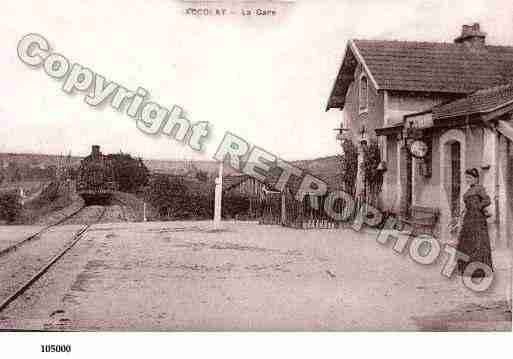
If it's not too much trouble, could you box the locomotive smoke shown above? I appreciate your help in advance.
[17,33,211,152]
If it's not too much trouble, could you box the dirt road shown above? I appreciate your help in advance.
[0,221,510,330]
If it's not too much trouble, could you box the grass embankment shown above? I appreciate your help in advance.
[20,181,84,225]
[111,191,158,222]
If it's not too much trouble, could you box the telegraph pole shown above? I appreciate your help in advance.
[214,161,223,230]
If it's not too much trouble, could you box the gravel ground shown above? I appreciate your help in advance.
[0,225,84,310]
[59,205,130,225]
[0,221,510,331]
[0,226,46,253]
[0,205,128,324]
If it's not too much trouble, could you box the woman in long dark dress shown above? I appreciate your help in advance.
[456,168,494,278]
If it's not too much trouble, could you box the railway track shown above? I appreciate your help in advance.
[0,205,87,259]
[0,201,132,260]
[0,206,107,314]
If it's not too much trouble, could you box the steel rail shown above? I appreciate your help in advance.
[0,205,87,259]
[0,206,107,314]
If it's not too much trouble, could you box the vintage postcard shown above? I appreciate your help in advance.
[0,0,512,356]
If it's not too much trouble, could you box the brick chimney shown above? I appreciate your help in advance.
[91,145,101,159]
[454,23,486,46]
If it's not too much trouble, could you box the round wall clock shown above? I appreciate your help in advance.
[409,140,428,158]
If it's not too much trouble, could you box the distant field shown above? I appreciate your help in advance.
[0,152,232,176]
[0,153,82,168]
[1,152,340,179]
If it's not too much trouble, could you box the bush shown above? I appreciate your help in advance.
[195,170,209,183]
[222,196,250,219]
[146,175,213,220]
[181,194,213,219]
[339,139,358,195]
[362,139,384,206]
[0,192,22,223]
[110,153,149,193]
[38,181,60,203]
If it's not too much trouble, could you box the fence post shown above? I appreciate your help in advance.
[281,190,286,225]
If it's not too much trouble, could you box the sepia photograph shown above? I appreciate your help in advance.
[1,0,512,357]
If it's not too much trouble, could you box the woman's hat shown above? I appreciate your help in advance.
[465,168,480,179]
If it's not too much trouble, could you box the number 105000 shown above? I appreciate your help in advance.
[41,345,71,353]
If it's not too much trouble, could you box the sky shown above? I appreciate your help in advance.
[1,0,513,161]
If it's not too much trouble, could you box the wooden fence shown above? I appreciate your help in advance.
[258,192,282,225]
[259,189,364,230]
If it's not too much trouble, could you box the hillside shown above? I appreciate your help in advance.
[291,155,342,190]
[0,152,341,185]
[0,153,82,168]
[143,159,239,176]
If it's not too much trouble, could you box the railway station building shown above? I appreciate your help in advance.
[327,23,513,245]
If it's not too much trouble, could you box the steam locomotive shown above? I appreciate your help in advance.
[76,145,118,205]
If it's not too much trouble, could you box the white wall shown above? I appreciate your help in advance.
[384,91,454,126]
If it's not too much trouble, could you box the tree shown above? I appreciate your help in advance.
[147,175,186,208]
[0,192,22,223]
[339,139,358,196]
[362,139,384,207]
[110,153,149,193]
[146,174,213,220]
[195,169,209,183]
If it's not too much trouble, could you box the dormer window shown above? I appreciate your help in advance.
[359,74,368,113]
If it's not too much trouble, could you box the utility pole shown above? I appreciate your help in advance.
[214,161,223,230]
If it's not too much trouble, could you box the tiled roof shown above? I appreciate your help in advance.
[221,156,344,193]
[327,39,513,109]
[355,40,513,92]
[433,84,513,119]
